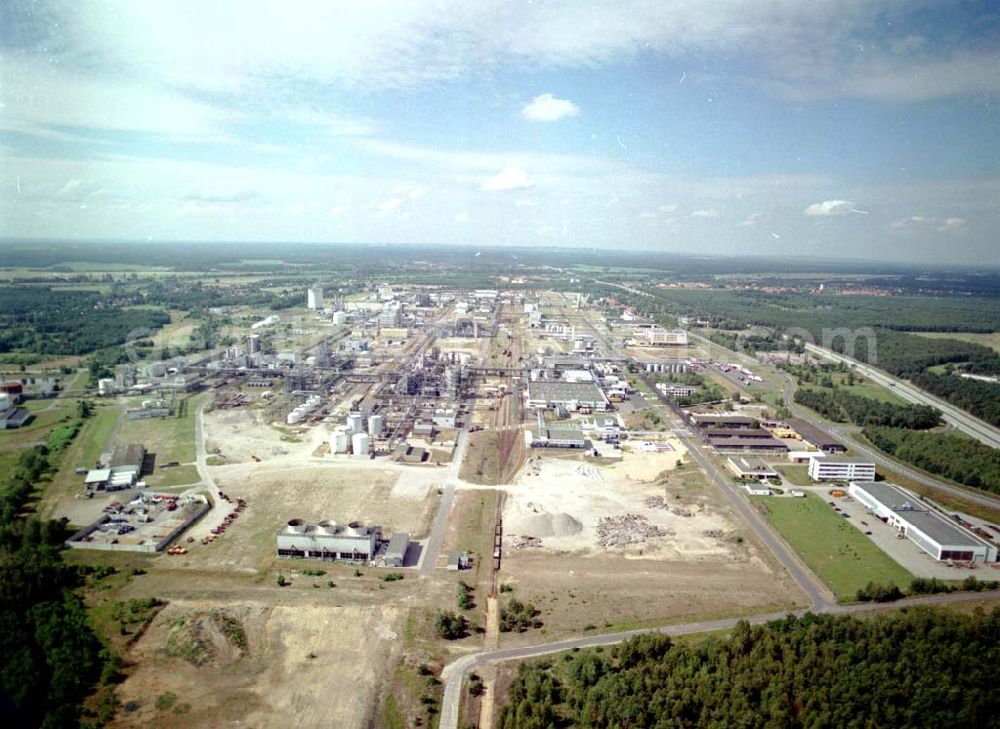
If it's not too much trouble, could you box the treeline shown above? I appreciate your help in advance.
[794,388,941,429]
[912,371,1000,427]
[498,609,1000,729]
[863,427,1000,493]
[0,286,170,356]
[851,329,1000,378]
[0,446,112,727]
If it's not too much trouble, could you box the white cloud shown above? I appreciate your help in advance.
[804,200,852,216]
[521,93,580,122]
[891,215,968,233]
[454,212,469,223]
[740,212,764,227]
[481,166,535,192]
[657,204,679,213]
[691,208,720,219]
[378,197,404,212]
[9,1,990,108]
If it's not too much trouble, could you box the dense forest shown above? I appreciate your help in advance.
[863,427,1000,493]
[0,446,111,727]
[0,287,170,356]
[642,288,1000,334]
[793,388,941,429]
[912,371,1000,427]
[498,609,1000,729]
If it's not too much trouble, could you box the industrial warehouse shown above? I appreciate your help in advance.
[849,482,998,563]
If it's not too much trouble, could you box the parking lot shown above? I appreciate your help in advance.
[810,486,994,580]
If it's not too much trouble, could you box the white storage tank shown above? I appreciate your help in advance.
[98,378,115,395]
[351,432,370,458]
[347,412,365,433]
[332,311,347,325]
[368,414,383,437]
[330,426,351,454]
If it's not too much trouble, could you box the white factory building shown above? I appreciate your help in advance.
[525,381,608,412]
[307,285,324,310]
[807,456,876,482]
[276,519,379,562]
[849,482,997,563]
[639,328,688,347]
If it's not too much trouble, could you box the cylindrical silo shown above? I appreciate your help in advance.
[368,414,383,437]
[330,426,351,454]
[347,412,365,433]
[351,432,370,458]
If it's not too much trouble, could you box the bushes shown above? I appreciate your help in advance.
[433,610,467,640]
[910,577,954,595]
[381,572,404,582]
[457,580,475,610]
[855,581,904,603]
[500,599,542,633]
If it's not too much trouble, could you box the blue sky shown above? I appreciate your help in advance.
[1,1,998,264]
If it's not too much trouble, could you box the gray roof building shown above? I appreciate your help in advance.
[849,481,997,563]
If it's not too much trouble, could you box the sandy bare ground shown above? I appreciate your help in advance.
[203,407,327,464]
[113,600,403,729]
[503,446,730,558]
[496,450,802,638]
[173,465,435,573]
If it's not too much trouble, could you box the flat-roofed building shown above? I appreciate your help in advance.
[657,383,696,398]
[707,435,789,453]
[640,328,688,346]
[788,418,846,453]
[808,457,875,482]
[849,481,997,563]
[689,413,758,430]
[530,428,587,449]
[381,532,409,568]
[276,519,380,562]
[727,456,779,481]
[526,381,608,412]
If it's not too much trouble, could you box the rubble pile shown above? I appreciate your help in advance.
[596,514,669,548]
[507,535,544,549]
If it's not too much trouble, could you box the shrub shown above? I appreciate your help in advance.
[434,610,467,640]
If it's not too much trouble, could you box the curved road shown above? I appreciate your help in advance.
[805,343,1000,450]
[776,371,1000,512]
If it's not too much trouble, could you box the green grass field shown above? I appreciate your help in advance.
[113,394,203,466]
[775,464,811,486]
[753,492,912,601]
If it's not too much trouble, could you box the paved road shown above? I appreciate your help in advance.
[180,401,233,538]
[438,588,1000,729]
[418,428,470,577]
[805,343,1000,450]
[638,372,834,611]
[775,371,1000,512]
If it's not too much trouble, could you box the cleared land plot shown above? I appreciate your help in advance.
[496,452,802,639]
[499,553,798,642]
[183,465,434,573]
[113,601,404,729]
[753,492,912,600]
